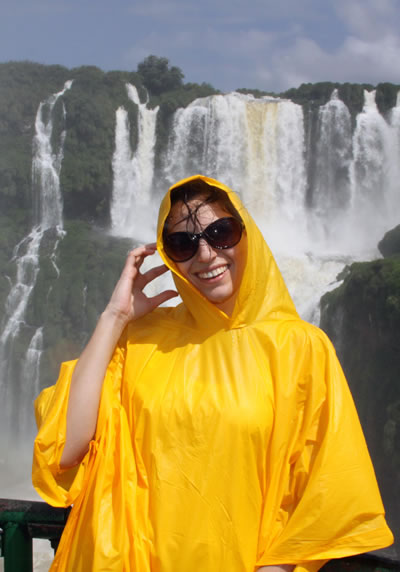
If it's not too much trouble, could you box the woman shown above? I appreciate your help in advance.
[33,175,393,572]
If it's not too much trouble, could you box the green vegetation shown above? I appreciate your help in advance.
[281,81,400,116]
[0,61,71,212]
[60,66,143,223]
[137,55,184,96]
[235,88,275,98]
[0,59,220,224]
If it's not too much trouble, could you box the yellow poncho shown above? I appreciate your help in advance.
[33,175,393,571]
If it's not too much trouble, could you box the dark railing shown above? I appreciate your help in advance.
[322,554,400,571]
[0,498,398,571]
[0,498,70,572]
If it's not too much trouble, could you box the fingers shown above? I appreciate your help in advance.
[141,263,170,286]
[124,244,158,273]
[148,290,179,310]
[131,244,157,263]
[129,243,157,259]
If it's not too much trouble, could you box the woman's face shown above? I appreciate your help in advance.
[165,197,247,316]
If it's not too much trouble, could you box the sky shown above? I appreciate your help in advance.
[1,0,400,93]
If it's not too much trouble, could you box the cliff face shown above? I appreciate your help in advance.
[320,238,400,548]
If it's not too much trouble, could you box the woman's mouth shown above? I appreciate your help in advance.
[197,265,228,280]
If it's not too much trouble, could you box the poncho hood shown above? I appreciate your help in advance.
[157,174,299,330]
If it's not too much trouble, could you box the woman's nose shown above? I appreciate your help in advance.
[196,238,217,262]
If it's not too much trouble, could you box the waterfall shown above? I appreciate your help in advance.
[309,89,352,219]
[111,84,159,240]
[162,92,328,318]
[165,93,254,193]
[388,91,400,212]
[348,90,395,251]
[157,89,399,321]
[32,82,72,230]
[389,90,400,145]
[19,327,43,431]
[164,93,307,222]
[0,80,72,445]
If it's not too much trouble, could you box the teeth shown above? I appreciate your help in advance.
[198,265,228,279]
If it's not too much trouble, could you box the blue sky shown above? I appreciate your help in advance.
[1,0,400,92]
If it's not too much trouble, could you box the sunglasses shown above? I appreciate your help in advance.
[163,217,244,262]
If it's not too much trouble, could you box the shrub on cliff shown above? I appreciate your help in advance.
[137,55,184,96]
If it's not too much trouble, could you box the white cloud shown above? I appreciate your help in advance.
[342,34,400,77]
[109,0,400,91]
[266,33,400,91]
[335,0,399,40]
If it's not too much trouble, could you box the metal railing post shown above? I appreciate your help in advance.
[0,498,70,572]
[2,521,33,572]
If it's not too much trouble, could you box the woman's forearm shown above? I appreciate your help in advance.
[59,246,177,470]
[59,309,127,468]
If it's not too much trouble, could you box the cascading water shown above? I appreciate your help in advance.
[142,89,399,321]
[32,83,71,230]
[0,80,72,449]
[349,90,395,253]
[388,90,400,210]
[309,89,352,220]
[20,327,43,423]
[390,90,400,134]
[111,84,159,240]
[163,93,308,233]
[110,88,400,321]
[161,92,343,319]
[164,93,305,211]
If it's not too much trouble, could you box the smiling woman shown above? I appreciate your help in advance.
[32,175,393,572]
[163,181,247,315]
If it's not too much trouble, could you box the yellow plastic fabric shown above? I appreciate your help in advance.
[32,175,393,571]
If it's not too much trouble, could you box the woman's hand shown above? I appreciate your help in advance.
[60,244,177,468]
[105,243,178,325]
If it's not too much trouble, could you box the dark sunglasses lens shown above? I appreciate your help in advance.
[164,232,197,262]
[164,217,243,262]
[205,218,242,248]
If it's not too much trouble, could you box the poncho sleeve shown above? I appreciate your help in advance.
[32,336,151,570]
[255,322,393,571]
[32,337,128,507]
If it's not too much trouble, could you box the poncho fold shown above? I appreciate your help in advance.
[33,175,393,571]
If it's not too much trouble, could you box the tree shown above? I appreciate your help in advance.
[137,55,184,95]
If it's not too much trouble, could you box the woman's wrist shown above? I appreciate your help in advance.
[101,305,131,330]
